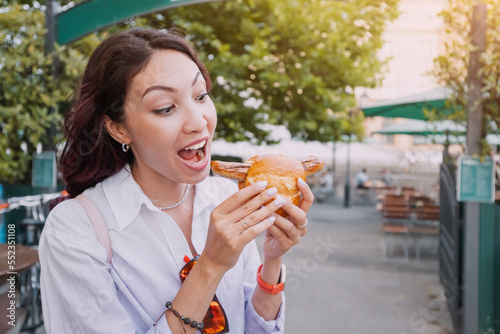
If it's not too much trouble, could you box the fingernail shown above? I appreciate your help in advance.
[273,195,285,206]
[269,216,276,222]
[267,187,278,196]
[257,181,268,188]
[298,178,307,186]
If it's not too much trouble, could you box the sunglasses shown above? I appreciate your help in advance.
[181,254,229,334]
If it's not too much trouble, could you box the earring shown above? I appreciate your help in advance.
[122,142,130,152]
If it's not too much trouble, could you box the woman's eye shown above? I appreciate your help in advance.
[195,93,210,102]
[153,105,175,115]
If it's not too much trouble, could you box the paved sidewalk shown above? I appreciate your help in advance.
[256,202,454,334]
[25,202,453,334]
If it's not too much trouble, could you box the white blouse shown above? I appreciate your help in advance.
[39,165,285,333]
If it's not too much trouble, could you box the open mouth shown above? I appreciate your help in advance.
[178,140,207,164]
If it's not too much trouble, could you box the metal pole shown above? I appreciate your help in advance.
[344,137,351,208]
[44,1,56,55]
[332,141,336,176]
[43,0,58,152]
[463,1,486,333]
[344,111,352,208]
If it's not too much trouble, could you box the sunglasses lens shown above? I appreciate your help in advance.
[180,256,228,333]
[180,260,196,283]
[201,301,227,333]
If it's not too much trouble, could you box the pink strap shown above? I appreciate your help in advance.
[75,194,112,265]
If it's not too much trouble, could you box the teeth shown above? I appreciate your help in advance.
[184,140,206,151]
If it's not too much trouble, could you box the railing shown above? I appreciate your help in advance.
[1,190,68,331]
[0,191,68,215]
[439,163,464,332]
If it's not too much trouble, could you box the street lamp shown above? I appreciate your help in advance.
[360,90,369,109]
[343,89,369,208]
[332,140,336,181]
[344,109,353,208]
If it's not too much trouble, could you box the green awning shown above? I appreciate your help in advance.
[362,87,453,120]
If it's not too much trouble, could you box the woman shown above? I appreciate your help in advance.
[39,29,312,333]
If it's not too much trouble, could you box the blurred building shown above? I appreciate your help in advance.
[363,0,447,150]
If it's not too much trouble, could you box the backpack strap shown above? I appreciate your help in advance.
[75,194,112,265]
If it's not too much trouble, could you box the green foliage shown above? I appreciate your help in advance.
[433,0,500,155]
[0,3,99,184]
[1,0,78,6]
[0,0,399,184]
[145,0,399,143]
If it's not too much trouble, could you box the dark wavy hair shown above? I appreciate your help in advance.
[59,29,212,198]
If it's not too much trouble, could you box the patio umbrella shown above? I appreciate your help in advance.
[414,134,500,146]
[373,119,500,146]
[362,87,453,120]
[373,119,466,136]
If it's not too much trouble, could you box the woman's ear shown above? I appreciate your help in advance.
[103,116,132,145]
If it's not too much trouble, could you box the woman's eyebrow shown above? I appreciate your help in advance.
[192,72,202,87]
[142,85,177,99]
[142,72,202,100]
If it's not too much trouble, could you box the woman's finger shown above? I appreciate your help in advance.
[276,196,308,232]
[231,187,280,220]
[216,180,268,214]
[271,214,302,243]
[238,216,277,243]
[297,177,314,214]
[230,194,286,235]
[265,221,299,251]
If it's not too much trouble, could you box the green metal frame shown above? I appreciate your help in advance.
[56,0,220,45]
[478,203,500,333]
[494,205,500,332]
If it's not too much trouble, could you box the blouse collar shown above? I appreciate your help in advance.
[102,164,215,230]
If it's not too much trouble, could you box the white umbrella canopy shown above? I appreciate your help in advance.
[373,119,466,135]
[414,133,500,145]
[486,134,500,145]
[211,139,403,167]
[366,87,450,108]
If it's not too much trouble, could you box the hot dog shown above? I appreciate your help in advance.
[211,154,324,216]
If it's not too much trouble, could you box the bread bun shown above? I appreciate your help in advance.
[241,154,305,216]
[211,153,324,217]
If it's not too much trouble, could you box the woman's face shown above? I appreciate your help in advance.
[122,50,216,185]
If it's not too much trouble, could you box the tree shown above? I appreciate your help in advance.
[0,0,399,184]
[433,0,500,155]
[146,0,399,143]
[0,3,100,184]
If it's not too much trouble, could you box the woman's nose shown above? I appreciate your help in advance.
[183,103,208,133]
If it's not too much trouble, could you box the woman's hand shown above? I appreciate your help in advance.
[201,181,285,273]
[262,178,313,259]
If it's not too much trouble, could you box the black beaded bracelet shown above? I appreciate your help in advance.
[153,301,204,330]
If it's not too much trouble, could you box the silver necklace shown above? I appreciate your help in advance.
[150,184,191,210]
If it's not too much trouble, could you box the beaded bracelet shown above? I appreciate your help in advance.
[153,301,204,331]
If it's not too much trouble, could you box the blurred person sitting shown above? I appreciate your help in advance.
[316,169,334,202]
[379,169,393,187]
[355,168,371,189]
